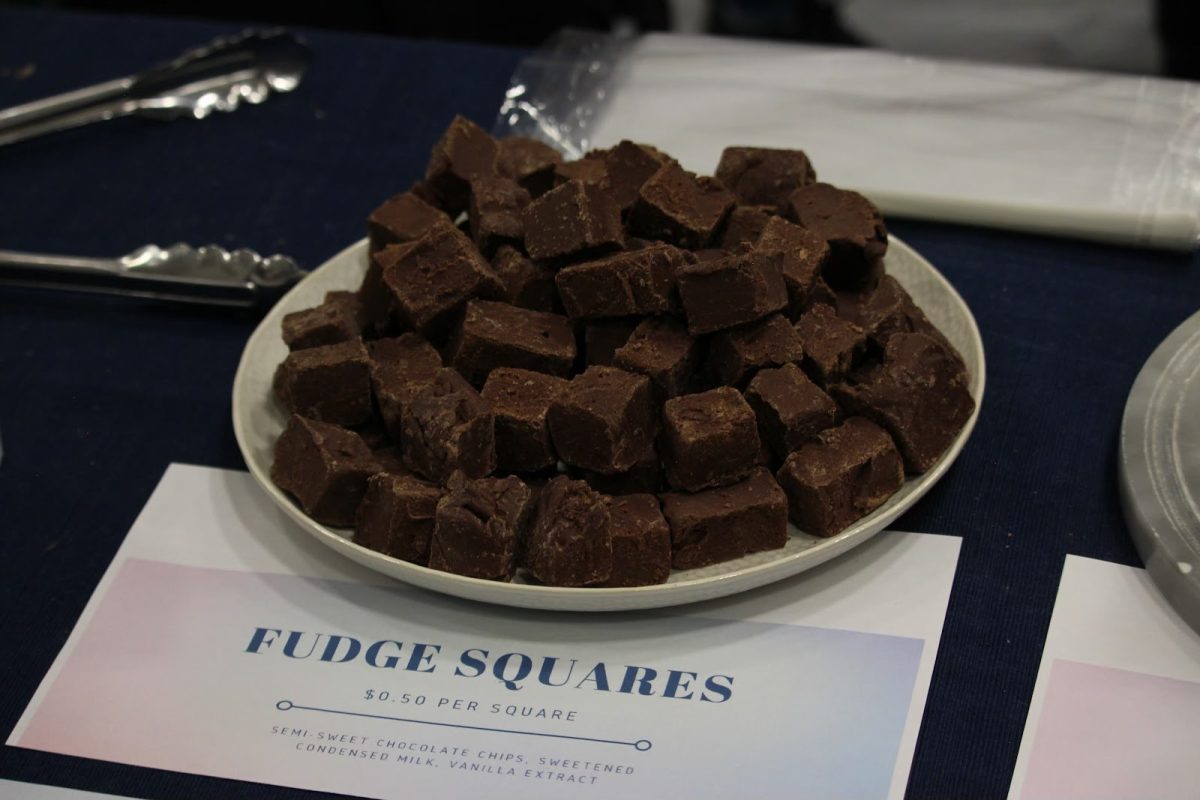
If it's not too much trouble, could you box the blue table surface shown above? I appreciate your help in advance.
[1,6,1198,799]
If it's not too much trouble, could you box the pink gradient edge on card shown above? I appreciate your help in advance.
[1021,658,1200,800]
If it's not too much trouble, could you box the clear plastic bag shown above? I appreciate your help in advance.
[495,31,1200,251]
[495,29,633,160]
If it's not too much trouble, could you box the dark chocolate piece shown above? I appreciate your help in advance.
[401,368,496,482]
[707,313,804,387]
[612,316,699,398]
[354,472,443,564]
[271,415,380,527]
[661,468,788,569]
[576,441,663,495]
[715,147,817,212]
[676,250,787,334]
[555,244,690,319]
[836,274,958,358]
[368,333,443,440]
[525,476,612,586]
[553,158,608,187]
[787,183,887,289]
[497,136,563,198]
[448,299,576,386]
[583,317,641,366]
[755,216,830,320]
[548,365,657,474]
[491,245,558,313]
[628,161,736,248]
[745,363,839,463]
[281,297,360,351]
[429,472,532,580]
[662,387,762,491]
[717,205,773,250]
[793,304,867,386]
[831,332,974,473]
[522,180,623,260]
[325,290,366,330]
[379,226,503,339]
[481,367,569,473]
[600,493,671,587]
[602,140,669,213]
[775,417,903,537]
[367,191,451,254]
[468,176,531,256]
[424,115,499,215]
[275,339,373,426]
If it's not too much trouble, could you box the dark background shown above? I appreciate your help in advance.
[3,0,1198,76]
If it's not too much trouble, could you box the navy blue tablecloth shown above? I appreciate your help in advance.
[1,7,1198,799]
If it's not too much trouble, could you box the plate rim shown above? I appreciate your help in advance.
[232,235,985,611]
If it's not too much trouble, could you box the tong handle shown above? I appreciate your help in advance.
[0,249,260,308]
[0,77,135,146]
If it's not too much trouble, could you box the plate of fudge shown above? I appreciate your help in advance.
[231,116,984,611]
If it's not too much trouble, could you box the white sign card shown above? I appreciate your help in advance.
[10,465,961,800]
[1009,555,1200,799]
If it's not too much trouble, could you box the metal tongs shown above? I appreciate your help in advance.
[0,243,306,308]
[0,29,310,146]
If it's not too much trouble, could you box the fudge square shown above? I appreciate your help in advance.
[367,190,451,254]
[715,146,817,212]
[271,415,380,528]
[548,366,657,474]
[491,245,557,313]
[424,115,499,215]
[274,338,373,427]
[354,472,443,564]
[787,182,888,290]
[467,175,531,256]
[448,299,576,387]
[281,295,360,351]
[429,472,533,581]
[367,333,442,440]
[628,161,736,249]
[602,140,669,213]
[554,243,689,319]
[793,303,867,386]
[831,332,975,473]
[481,367,569,473]
[706,313,804,388]
[660,468,788,570]
[521,179,623,260]
[775,417,904,538]
[599,493,671,587]
[755,216,829,320]
[524,476,613,586]
[745,363,839,464]
[378,225,502,338]
[401,368,496,483]
[662,387,762,492]
[612,316,699,399]
[676,250,787,334]
[496,136,562,198]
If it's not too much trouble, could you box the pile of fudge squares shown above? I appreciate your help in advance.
[270,115,975,588]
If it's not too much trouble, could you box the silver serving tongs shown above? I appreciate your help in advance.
[0,243,306,308]
[0,29,310,147]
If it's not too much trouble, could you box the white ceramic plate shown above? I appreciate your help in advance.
[232,237,984,611]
